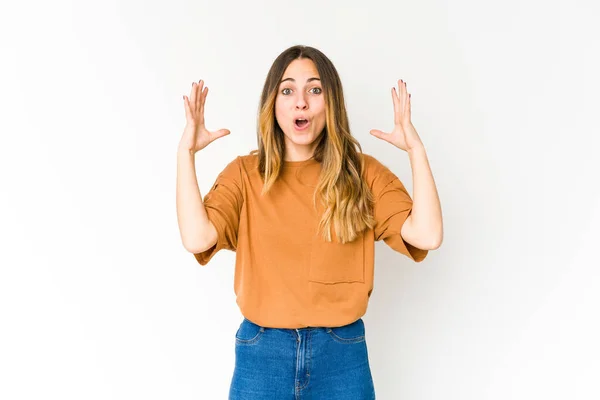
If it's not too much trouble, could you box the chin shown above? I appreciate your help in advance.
[289,133,319,146]
[292,134,316,144]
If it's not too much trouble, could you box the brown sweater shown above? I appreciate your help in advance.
[194,152,428,328]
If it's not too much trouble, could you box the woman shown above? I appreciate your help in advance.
[176,45,443,399]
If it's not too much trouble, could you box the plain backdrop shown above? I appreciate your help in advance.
[1,0,599,399]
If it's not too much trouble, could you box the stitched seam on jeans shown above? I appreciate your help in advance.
[327,329,365,344]
[298,330,312,390]
[294,332,302,400]
[235,327,264,345]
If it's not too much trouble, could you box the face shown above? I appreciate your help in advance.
[275,58,326,161]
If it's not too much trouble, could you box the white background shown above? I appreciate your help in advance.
[1,0,599,398]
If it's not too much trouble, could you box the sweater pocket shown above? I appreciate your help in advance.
[308,233,365,284]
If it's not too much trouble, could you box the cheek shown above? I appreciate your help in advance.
[313,99,326,116]
[274,102,286,124]
[315,106,326,123]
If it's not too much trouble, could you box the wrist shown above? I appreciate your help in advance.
[178,144,196,156]
[407,143,425,156]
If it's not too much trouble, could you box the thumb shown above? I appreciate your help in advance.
[212,129,231,140]
[369,129,388,141]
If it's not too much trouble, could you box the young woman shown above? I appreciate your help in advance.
[176,45,443,400]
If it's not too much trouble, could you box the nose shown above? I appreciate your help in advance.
[295,93,308,110]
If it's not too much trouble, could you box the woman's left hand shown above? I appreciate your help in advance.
[370,79,424,152]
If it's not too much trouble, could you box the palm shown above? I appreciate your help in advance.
[370,79,422,152]
[181,80,230,153]
[193,124,213,150]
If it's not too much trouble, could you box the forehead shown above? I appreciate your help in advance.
[281,58,319,80]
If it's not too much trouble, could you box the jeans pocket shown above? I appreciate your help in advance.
[326,318,366,344]
[235,318,265,345]
[308,233,365,284]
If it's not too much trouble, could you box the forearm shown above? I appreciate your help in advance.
[176,149,213,252]
[407,144,443,248]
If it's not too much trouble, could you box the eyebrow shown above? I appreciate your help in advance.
[280,77,321,84]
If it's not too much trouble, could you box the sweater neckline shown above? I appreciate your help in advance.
[282,157,319,168]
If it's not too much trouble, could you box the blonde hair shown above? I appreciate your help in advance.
[253,45,375,243]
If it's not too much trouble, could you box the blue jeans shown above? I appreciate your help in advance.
[229,317,376,399]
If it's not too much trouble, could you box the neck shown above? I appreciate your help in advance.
[284,147,316,162]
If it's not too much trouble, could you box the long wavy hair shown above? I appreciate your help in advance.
[252,45,375,243]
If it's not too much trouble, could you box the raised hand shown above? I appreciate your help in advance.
[369,79,423,152]
[179,80,230,154]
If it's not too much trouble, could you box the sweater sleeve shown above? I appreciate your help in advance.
[193,156,243,265]
[370,157,429,262]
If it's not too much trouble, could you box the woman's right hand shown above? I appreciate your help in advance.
[179,80,230,154]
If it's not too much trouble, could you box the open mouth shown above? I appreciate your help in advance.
[294,119,309,129]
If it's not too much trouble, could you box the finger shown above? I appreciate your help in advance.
[198,86,208,125]
[403,81,408,112]
[392,87,401,125]
[211,128,231,141]
[190,82,197,108]
[369,129,389,141]
[196,80,204,112]
[183,95,192,120]
[398,79,406,113]
[201,86,208,110]
[401,79,411,116]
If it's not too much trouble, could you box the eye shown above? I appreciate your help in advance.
[310,87,322,94]
[281,88,292,95]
